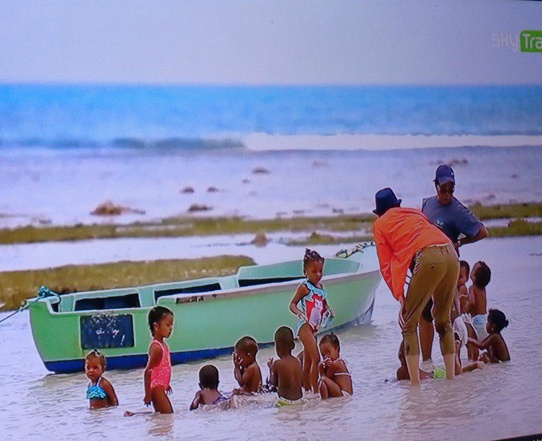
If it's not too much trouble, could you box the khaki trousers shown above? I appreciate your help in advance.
[402,243,458,357]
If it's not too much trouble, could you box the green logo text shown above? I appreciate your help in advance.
[521,30,542,52]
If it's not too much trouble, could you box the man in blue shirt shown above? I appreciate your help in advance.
[419,164,488,362]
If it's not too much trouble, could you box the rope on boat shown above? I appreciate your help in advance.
[334,241,375,259]
[0,286,60,325]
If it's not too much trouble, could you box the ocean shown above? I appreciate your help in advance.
[1,84,541,228]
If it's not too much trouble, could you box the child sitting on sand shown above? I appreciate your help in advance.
[190,364,228,410]
[290,249,334,394]
[469,308,511,364]
[396,342,433,382]
[85,349,118,409]
[267,326,304,406]
[232,336,263,395]
[318,333,353,398]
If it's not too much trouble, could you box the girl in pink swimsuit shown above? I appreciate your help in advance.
[144,306,174,413]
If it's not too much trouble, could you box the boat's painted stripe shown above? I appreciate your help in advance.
[43,302,375,374]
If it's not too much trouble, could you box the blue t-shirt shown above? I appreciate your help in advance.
[421,196,483,242]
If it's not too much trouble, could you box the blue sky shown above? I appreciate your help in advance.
[0,0,541,85]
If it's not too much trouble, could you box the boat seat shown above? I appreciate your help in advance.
[74,293,140,311]
[154,282,222,301]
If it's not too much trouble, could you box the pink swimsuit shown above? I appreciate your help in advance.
[150,339,171,390]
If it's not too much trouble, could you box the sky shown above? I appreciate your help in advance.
[0,0,541,85]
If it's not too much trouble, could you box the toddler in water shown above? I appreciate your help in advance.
[469,308,511,363]
[232,336,263,395]
[289,249,334,393]
[267,326,304,406]
[318,333,352,398]
[144,306,175,413]
[85,349,118,409]
[396,342,433,382]
[190,364,228,410]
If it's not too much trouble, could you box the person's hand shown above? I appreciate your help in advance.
[144,393,152,406]
[320,357,332,370]
[166,386,172,395]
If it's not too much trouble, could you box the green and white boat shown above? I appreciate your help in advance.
[28,243,381,373]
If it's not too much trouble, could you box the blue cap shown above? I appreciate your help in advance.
[435,164,455,185]
[373,187,402,216]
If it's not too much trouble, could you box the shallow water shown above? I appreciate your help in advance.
[1,237,541,440]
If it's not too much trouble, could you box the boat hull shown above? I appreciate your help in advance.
[28,245,381,373]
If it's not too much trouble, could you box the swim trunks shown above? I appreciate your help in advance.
[275,396,307,407]
[472,313,488,340]
[453,316,468,347]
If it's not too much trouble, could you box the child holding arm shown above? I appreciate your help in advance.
[318,333,353,398]
[469,308,510,364]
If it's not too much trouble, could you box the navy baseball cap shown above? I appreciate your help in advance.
[435,164,455,185]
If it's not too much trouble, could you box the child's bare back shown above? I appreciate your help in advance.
[270,355,303,401]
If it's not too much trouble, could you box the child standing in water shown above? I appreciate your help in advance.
[468,261,491,340]
[190,364,228,410]
[85,349,118,409]
[144,306,174,413]
[290,249,334,393]
[318,333,353,398]
[232,336,263,395]
[469,308,511,363]
[267,326,304,405]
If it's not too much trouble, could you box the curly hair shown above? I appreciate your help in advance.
[488,308,509,332]
[303,248,324,270]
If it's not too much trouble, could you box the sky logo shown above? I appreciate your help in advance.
[520,30,542,53]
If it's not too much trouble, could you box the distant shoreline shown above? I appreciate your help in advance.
[1,201,541,246]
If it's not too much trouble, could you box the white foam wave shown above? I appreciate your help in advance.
[243,133,542,151]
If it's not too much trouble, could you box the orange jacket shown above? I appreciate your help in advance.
[373,207,452,301]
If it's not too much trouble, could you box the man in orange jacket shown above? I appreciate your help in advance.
[372,187,458,385]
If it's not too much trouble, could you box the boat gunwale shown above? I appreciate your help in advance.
[30,268,380,316]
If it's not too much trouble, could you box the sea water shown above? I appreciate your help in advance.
[1,84,541,228]
[0,237,541,440]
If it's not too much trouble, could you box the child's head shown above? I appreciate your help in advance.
[471,261,491,289]
[319,332,341,361]
[198,364,220,390]
[303,248,325,283]
[458,260,470,288]
[274,326,295,357]
[85,349,106,381]
[487,308,509,333]
[148,306,174,338]
[234,336,258,367]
